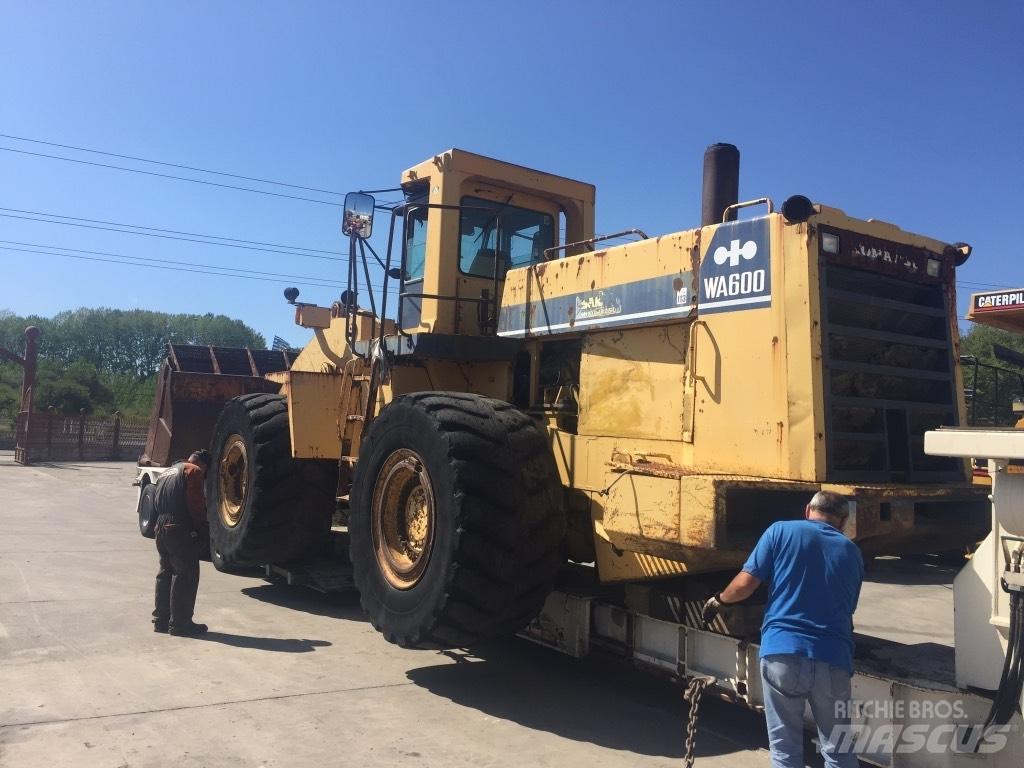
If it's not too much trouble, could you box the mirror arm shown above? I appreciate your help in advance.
[377,206,399,350]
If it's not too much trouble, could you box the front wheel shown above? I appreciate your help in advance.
[206,393,335,566]
[350,392,565,649]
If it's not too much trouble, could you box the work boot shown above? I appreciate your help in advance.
[153,622,169,633]
[168,622,208,637]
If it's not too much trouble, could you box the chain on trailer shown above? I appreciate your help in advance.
[682,674,715,768]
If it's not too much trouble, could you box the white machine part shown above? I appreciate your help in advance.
[925,428,1024,721]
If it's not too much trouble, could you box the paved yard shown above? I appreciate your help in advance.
[0,452,953,766]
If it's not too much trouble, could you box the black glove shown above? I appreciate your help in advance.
[701,593,726,627]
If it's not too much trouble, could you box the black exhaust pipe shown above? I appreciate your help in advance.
[701,143,740,227]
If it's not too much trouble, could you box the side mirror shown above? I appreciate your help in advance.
[342,192,375,239]
[387,267,404,280]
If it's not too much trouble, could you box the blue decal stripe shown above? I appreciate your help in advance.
[498,272,693,337]
[498,304,692,337]
[699,295,771,310]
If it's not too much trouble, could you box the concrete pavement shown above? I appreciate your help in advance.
[0,452,955,766]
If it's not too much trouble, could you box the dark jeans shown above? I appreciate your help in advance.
[153,519,201,628]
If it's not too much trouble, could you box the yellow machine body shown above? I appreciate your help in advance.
[281,149,988,582]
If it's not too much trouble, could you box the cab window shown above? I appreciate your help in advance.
[458,196,554,278]
[404,206,428,282]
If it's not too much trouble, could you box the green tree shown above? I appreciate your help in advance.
[34,360,116,415]
[0,307,265,415]
[959,324,1024,426]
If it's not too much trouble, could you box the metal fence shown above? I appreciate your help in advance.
[0,413,15,449]
[13,410,148,464]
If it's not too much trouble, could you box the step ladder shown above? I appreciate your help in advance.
[336,355,377,501]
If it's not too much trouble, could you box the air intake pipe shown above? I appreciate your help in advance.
[701,143,740,227]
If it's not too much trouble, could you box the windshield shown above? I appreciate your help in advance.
[458,195,554,278]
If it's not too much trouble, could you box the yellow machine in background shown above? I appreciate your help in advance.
[202,144,988,648]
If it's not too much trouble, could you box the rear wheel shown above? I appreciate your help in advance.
[206,393,335,566]
[350,392,565,648]
[137,483,157,538]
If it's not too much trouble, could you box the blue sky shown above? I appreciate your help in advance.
[2,1,1022,347]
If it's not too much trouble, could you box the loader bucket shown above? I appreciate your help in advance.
[139,344,298,467]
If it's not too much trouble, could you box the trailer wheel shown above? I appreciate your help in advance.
[137,482,157,539]
[350,392,565,648]
[206,393,335,566]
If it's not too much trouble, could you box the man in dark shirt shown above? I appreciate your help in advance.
[152,450,211,636]
[702,491,864,768]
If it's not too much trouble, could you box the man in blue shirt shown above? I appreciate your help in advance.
[702,491,864,768]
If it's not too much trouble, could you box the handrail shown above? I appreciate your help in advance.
[543,228,650,260]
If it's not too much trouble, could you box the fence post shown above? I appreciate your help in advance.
[111,411,121,460]
[46,406,56,461]
[17,406,31,465]
[78,409,86,460]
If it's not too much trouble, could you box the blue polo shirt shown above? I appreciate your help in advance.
[742,520,864,673]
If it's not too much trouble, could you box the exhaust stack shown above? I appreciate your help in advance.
[701,143,740,227]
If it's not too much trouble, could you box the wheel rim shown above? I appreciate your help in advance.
[139,487,151,526]
[218,435,248,528]
[371,449,436,590]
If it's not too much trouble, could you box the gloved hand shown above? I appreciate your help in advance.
[701,593,726,627]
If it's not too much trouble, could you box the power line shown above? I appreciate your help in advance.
[0,146,344,207]
[0,206,345,256]
[0,239,352,287]
[959,280,1022,291]
[0,244,345,289]
[0,211,352,262]
[0,132,351,197]
[0,243,399,294]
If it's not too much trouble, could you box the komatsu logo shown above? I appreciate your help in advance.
[698,218,771,314]
[713,239,757,268]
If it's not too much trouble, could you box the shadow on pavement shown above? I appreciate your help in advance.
[864,556,959,586]
[240,582,365,621]
[406,637,771,760]
[20,462,127,470]
[190,631,331,653]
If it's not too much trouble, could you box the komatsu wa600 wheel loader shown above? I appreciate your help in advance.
[148,144,989,649]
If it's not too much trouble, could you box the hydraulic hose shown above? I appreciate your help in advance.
[980,585,1024,737]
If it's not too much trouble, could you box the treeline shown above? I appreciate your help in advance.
[0,308,265,418]
[0,308,264,377]
[959,323,1024,426]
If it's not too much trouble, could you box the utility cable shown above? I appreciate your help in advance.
[0,132,350,196]
[0,146,344,207]
[0,240,352,287]
[0,244,399,294]
[0,212,352,263]
[959,280,1023,291]
[0,244,342,289]
[0,205,345,256]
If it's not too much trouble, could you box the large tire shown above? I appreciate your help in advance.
[137,483,157,539]
[206,393,335,566]
[350,392,565,648]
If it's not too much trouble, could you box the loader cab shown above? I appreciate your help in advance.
[394,149,596,337]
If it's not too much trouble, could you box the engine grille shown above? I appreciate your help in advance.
[821,263,962,483]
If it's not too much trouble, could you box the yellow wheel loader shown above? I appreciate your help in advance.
[178,144,988,649]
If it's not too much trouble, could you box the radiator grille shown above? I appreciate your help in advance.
[821,264,962,482]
